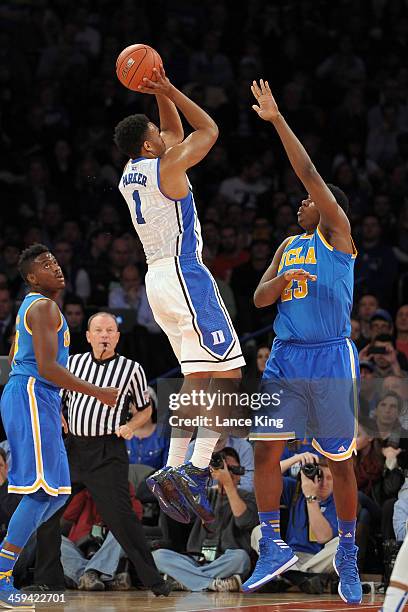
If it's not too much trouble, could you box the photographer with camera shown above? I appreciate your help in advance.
[251,457,339,594]
[359,334,408,379]
[152,448,258,592]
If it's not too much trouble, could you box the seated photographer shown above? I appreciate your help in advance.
[359,335,408,379]
[152,448,258,592]
[185,434,254,492]
[252,457,338,594]
[61,486,142,591]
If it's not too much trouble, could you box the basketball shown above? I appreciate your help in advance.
[116,44,162,91]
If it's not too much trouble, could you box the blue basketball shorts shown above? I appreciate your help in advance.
[249,337,359,461]
[0,375,71,495]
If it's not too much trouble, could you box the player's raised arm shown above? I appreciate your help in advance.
[251,80,350,237]
[138,66,218,170]
[154,69,184,147]
[254,237,317,308]
[30,300,119,406]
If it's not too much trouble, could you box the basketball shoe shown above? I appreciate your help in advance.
[333,544,362,604]
[146,466,191,523]
[167,462,215,523]
[0,570,35,609]
[241,537,298,592]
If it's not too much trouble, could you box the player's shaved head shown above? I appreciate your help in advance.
[18,243,50,281]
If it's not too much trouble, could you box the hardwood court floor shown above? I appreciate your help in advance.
[31,591,389,611]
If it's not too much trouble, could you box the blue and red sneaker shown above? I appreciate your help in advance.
[146,466,191,524]
[167,462,215,524]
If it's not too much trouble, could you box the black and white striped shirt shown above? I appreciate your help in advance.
[64,352,149,437]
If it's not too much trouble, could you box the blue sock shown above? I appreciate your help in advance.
[259,510,281,540]
[338,518,356,549]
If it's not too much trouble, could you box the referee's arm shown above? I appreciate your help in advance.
[116,363,152,438]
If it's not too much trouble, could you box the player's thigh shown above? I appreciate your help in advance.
[249,343,309,442]
[310,340,358,460]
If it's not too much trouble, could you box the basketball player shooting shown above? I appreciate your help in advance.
[114,65,245,525]
[241,80,362,604]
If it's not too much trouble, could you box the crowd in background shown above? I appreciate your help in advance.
[0,0,408,594]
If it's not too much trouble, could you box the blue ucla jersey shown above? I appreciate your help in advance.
[10,292,70,387]
[274,228,357,342]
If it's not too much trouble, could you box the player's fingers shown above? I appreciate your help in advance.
[252,104,261,114]
[159,64,166,79]
[265,80,272,93]
[252,80,261,97]
[260,78,266,93]
[250,85,258,99]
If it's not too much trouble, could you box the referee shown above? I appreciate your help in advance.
[29,312,170,596]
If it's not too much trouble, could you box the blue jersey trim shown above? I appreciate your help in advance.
[131,156,147,163]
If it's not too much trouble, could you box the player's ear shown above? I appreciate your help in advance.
[86,330,91,344]
[26,271,36,286]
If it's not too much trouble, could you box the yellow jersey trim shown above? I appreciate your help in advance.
[23,297,49,335]
[316,227,334,251]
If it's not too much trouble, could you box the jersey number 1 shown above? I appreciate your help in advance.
[132,190,146,225]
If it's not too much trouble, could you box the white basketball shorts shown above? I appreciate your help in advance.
[145,255,245,375]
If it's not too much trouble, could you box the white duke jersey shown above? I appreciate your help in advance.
[119,156,203,264]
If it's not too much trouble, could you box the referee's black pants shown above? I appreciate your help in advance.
[33,434,164,589]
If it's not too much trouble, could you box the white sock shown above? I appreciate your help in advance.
[166,429,193,467]
[382,586,408,612]
[190,427,220,469]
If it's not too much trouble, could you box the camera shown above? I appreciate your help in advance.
[210,452,245,475]
[301,462,323,481]
[367,346,387,355]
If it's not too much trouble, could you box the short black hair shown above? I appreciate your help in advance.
[87,311,118,331]
[114,114,150,158]
[221,447,241,464]
[326,183,349,214]
[374,333,395,346]
[18,243,49,282]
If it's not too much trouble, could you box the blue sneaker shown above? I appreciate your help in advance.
[241,538,298,592]
[146,466,191,524]
[0,570,35,608]
[167,462,215,523]
[333,544,362,604]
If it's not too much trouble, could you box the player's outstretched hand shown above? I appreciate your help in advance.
[283,268,317,282]
[251,79,280,122]
[137,65,172,96]
[97,386,120,407]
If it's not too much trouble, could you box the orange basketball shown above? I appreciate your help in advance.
[116,44,162,91]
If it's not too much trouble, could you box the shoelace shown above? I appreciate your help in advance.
[338,549,360,583]
[0,570,12,584]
